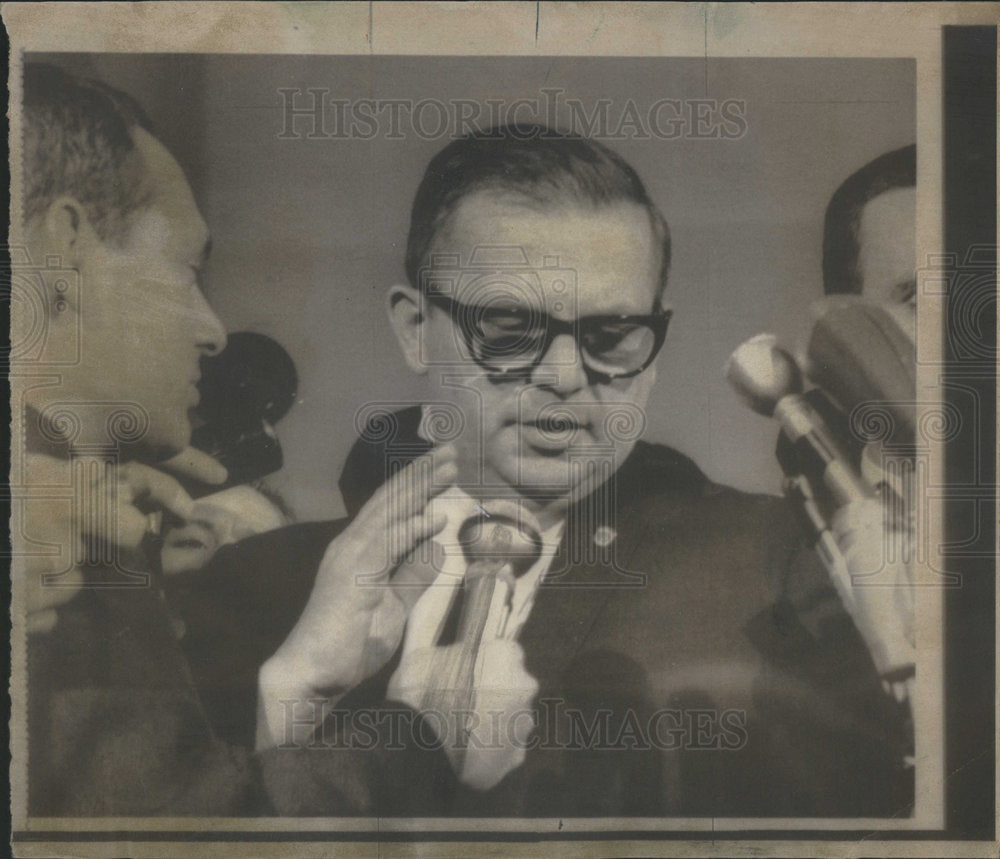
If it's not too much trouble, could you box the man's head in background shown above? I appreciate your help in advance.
[21,63,226,459]
[387,125,671,519]
[822,144,916,304]
[160,483,291,577]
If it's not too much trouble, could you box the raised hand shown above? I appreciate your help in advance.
[256,444,457,749]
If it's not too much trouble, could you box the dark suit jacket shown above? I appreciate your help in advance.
[176,406,912,818]
[28,543,445,817]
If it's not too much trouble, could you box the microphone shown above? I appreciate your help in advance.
[806,299,916,447]
[421,500,542,766]
[726,334,874,507]
[454,500,543,647]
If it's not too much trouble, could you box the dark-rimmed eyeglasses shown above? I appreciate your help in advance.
[424,292,672,383]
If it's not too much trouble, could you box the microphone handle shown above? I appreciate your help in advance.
[420,560,507,773]
[457,562,503,645]
[773,393,874,506]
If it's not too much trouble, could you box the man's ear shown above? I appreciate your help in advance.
[386,284,428,374]
[37,196,103,278]
[27,197,102,316]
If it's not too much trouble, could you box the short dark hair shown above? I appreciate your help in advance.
[405,124,671,296]
[23,63,156,244]
[822,144,916,295]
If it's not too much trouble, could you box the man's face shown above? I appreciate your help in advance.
[160,486,285,576]
[410,191,663,512]
[856,186,916,305]
[53,128,226,457]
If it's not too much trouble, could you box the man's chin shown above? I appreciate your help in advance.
[131,415,193,465]
[491,447,587,502]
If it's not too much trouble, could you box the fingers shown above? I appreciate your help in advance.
[370,444,458,526]
[831,497,904,550]
[118,463,195,522]
[363,445,455,572]
[158,447,229,486]
[387,506,449,569]
[477,639,539,695]
[391,527,447,615]
[386,648,437,711]
[831,497,912,582]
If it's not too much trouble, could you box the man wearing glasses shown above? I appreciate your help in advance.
[192,125,910,816]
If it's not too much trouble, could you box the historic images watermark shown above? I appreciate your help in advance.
[278,88,749,141]
[276,698,750,754]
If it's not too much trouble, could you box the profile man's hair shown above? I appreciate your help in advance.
[822,144,916,295]
[23,63,156,244]
[405,124,671,295]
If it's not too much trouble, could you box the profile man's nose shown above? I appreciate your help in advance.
[531,332,587,394]
[192,290,227,356]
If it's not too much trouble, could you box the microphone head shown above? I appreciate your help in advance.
[725,334,804,417]
[805,298,916,445]
[457,500,543,578]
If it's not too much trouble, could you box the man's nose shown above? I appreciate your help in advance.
[191,288,227,356]
[530,332,588,395]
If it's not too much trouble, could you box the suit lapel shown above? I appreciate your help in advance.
[518,466,650,687]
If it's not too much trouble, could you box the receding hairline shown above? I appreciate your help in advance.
[421,186,671,297]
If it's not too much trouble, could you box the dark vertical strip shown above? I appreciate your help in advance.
[1,29,13,836]
[943,25,997,840]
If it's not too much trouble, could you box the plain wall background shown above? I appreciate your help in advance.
[35,54,915,521]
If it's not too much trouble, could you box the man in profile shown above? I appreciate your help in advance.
[816,143,919,704]
[16,64,448,815]
[196,125,915,816]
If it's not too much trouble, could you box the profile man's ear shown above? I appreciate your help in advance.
[28,197,103,318]
[38,196,101,270]
[386,283,428,374]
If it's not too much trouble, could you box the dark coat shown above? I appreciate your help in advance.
[175,407,913,818]
[27,539,444,817]
[28,580,261,815]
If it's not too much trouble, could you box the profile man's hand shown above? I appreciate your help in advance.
[257,444,457,749]
[20,447,227,633]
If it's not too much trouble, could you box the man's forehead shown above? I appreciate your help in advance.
[857,186,915,302]
[437,190,652,253]
[429,190,661,311]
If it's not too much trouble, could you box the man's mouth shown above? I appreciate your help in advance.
[516,415,592,453]
[525,417,589,433]
[186,375,202,406]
